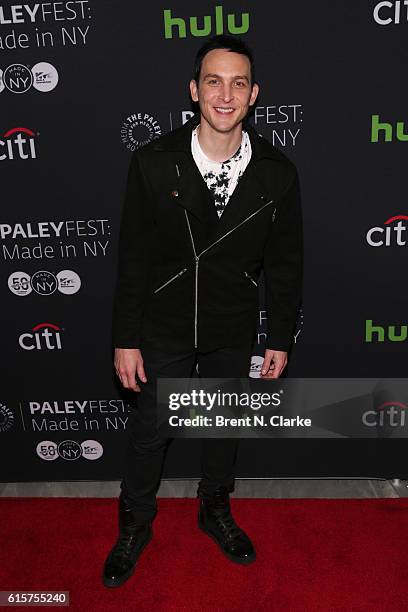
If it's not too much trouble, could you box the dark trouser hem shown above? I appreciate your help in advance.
[119,340,253,526]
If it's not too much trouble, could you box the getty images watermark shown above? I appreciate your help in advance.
[156,378,408,438]
[165,386,311,430]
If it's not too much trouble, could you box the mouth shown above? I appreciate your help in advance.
[213,107,235,115]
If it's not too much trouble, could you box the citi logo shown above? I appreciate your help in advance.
[366,214,408,246]
[373,1,408,25]
[0,127,37,161]
[363,402,408,427]
[19,322,63,351]
[371,114,408,142]
[365,319,407,343]
[163,6,249,39]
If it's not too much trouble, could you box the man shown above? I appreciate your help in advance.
[103,34,303,587]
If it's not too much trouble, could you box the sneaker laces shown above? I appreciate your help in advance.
[213,512,243,540]
[203,490,243,540]
[111,531,142,561]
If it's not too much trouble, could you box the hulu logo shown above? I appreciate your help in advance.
[365,319,408,342]
[163,6,250,39]
[371,115,408,142]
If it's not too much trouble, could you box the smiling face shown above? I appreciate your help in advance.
[189,48,259,134]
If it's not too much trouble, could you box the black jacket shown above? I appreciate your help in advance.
[112,113,303,353]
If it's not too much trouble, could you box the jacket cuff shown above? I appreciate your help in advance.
[111,329,141,349]
[265,322,294,353]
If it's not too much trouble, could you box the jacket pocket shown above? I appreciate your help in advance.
[153,267,188,294]
[243,271,258,288]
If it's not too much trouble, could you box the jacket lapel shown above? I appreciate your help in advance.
[203,159,273,247]
[172,152,220,228]
[153,113,276,250]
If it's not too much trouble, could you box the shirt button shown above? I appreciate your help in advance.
[260,195,266,201]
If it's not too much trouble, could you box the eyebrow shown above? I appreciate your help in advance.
[203,73,249,82]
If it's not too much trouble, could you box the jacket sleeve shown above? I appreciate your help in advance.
[263,168,303,352]
[111,150,155,348]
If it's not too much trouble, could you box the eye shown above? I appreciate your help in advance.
[207,78,219,85]
[234,81,246,87]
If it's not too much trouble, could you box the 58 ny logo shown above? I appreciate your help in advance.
[36,440,104,461]
[8,270,81,296]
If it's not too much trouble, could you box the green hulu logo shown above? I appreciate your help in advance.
[365,319,408,342]
[163,6,250,39]
[371,114,408,142]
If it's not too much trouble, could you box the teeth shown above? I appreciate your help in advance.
[215,107,234,113]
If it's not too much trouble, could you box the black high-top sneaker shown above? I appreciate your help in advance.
[198,486,256,565]
[102,494,154,588]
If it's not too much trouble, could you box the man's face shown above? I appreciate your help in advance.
[189,48,259,134]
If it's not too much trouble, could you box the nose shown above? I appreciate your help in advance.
[219,83,233,103]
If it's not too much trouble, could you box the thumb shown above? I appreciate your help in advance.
[261,353,273,375]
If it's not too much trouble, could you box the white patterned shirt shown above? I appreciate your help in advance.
[191,126,252,218]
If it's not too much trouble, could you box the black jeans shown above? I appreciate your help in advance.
[120,341,253,526]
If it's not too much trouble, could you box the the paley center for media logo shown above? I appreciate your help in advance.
[121,112,162,151]
[0,402,15,432]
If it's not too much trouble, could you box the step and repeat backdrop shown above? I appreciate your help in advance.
[1,1,407,481]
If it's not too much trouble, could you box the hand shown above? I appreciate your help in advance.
[114,348,147,392]
[260,349,287,379]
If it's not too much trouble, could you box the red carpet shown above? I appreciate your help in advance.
[1,497,407,611]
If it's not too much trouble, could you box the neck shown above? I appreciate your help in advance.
[197,117,243,163]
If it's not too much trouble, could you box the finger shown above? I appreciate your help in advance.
[261,356,272,376]
[120,370,141,393]
[271,360,287,379]
[128,371,141,392]
[137,361,147,383]
[263,368,276,379]
[262,357,285,379]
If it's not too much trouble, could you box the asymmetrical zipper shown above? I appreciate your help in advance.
[198,201,274,258]
[154,267,187,294]
[184,200,274,348]
[244,271,258,287]
[194,256,199,347]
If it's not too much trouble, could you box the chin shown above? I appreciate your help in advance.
[209,113,243,132]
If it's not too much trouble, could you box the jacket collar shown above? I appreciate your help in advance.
[152,113,277,247]
[152,112,281,163]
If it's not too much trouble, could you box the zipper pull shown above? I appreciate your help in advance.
[244,271,258,287]
[272,207,276,222]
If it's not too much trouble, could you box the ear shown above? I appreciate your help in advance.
[249,82,259,107]
[189,79,199,102]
